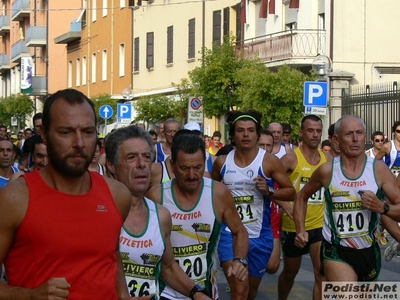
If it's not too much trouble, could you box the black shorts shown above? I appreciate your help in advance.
[320,239,381,281]
[281,227,323,258]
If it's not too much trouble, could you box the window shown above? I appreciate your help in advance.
[146,32,154,69]
[286,22,297,30]
[102,49,107,81]
[91,53,97,83]
[167,26,173,64]
[68,61,72,88]
[119,43,125,77]
[92,0,97,22]
[103,0,107,17]
[188,18,195,59]
[235,3,242,42]
[134,37,139,72]
[213,10,221,46]
[76,58,81,86]
[82,56,87,85]
[120,0,125,8]
[223,7,230,38]
[318,13,325,30]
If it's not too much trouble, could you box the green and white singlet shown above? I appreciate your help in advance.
[161,177,221,300]
[120,198,165,299]
[323,156,383,249]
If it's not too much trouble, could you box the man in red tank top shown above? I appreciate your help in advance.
[0,89,138,300]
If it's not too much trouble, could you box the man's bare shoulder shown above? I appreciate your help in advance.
[0,177,30,227]
[214,154,227,166]
[156,203,172,227]
[101,175,131,219]
[213,180,232,200]
[145,184,162,203]
[102,175,130,195]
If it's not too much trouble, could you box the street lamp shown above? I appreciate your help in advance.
[312,54,332,80]
[121,87,133,103]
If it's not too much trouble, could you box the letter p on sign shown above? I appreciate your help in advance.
[303,81,328,107]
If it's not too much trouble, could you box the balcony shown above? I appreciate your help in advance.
[0,54,10,70]
[11,0,30,22]
[26,26,47,47]
[11,40,30,62]
[0,15,10,35]
[32,76,47,95]
[54,20,82,44]
[236,29,326,68]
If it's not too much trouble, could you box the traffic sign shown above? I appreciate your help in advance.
[303,81,328,107]
[117,103,132,123]
[99,105,113,120]
[305,106,327,115]
[188,96,203,123]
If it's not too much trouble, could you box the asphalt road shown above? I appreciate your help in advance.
[217,236,400,300]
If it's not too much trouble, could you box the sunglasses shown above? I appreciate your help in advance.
[374,139,384,143]
[396,130,400,133]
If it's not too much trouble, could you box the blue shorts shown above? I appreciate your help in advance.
[218,225,273,278]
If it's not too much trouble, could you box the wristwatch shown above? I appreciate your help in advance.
[190,283,208,300]
[233,257,248,267]
[382,203,390,215]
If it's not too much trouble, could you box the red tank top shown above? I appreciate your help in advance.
[5,171,123,300]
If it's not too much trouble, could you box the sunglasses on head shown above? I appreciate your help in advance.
[374,139,384,143]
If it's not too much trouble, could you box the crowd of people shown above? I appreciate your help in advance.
[0,88,400,300]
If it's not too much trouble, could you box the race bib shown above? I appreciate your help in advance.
[332,201,369,238]
[300,177,324,204]
[173,243,207,282]
[391,166,400,178]
[233,195,258,224]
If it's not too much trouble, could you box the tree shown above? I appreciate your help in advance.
[171,78,193,124]
[237,63,315,140]
[0,94,35,131]
[92,93,117,126]
[189,36,245,118]
[133,94,180,125]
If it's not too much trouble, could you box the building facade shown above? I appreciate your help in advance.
[0,0,80,114]
[59,0,400,135]
[239,0,400,123]
[56,0,133,100]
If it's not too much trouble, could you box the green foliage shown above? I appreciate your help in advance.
[92,94,117,125]
[237,64,315,140]
[171,78,193,123]
[189,36,244,117]
[0,94,35,130]
[134,94,180,124]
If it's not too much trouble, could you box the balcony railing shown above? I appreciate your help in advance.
[0,53,10,69]
[0,15,10,35]
[54,19,82,44]
[26,26,47,47]
[236,29,326,63]
[12,0,30,21]
[11,40,29,62]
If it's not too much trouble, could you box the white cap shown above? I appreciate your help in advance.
[183,122,202,132]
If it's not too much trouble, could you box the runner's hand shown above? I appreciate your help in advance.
[227,260,248,282]
[30,277,70,299]
[295,231,308,249]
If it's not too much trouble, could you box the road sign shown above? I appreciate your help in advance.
[303,81,328,107]
[188,96,203,123]
[305,106,327,115]
[99,105,113,120]
[117,103,132,123]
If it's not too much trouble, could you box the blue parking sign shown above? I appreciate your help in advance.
[117,103,132,119]
[303,82,328,107]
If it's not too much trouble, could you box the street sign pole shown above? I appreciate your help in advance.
[99,105,114,135]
